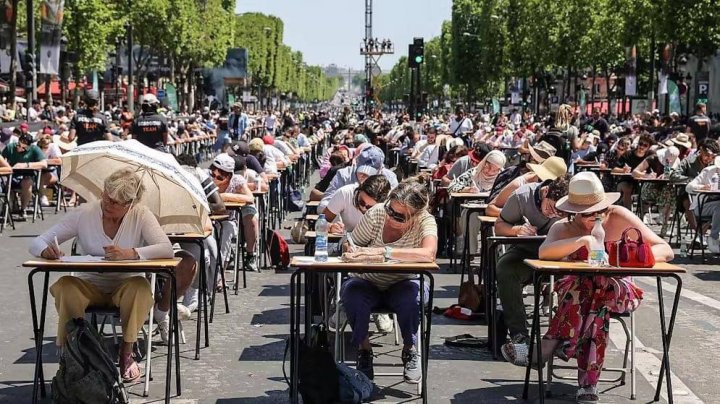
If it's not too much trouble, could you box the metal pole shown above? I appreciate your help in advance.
[364,0,372,115]
[126,0,134,113]
[648,29,656,109]
[27,0,36,104]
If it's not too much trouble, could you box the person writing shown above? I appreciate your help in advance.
[29,168,196,382]
[341,175,437,384]
[502,172,673,403]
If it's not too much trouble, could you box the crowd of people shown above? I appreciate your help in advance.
[3,92,709,402]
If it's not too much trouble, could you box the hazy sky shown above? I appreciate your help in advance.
[235,0,452,72]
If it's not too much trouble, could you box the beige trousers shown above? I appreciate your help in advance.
[50,276,154,346]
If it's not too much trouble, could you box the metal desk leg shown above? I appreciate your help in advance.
[523,273,545,402]
[654,275,683,403]
[28,270,50,403]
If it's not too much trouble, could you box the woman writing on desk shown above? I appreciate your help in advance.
[502,172,673,403]
[341,175,437,384]
[29,168,195,383]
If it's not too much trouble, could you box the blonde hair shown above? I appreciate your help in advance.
[104,168,145,204]
[555,104,573,131]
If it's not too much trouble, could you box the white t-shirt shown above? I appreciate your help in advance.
[448,116,473,136]
[265,114,277,130]
[325,183,364,231]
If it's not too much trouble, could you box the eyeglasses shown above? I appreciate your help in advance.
[638,142,650,148]
[211,171,229,181]
[102,193,131,208]
[384,202,408,224]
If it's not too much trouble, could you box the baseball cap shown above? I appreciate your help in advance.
[84,90,100,102]
[140,93,159,105]
[231,141,250,156]
[262,135,275,145]
[248,138,264,153]
[355,145,384,176]
[19,122,29,131]
[211,153,235,174]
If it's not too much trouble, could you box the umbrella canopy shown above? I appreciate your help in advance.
[60,140,209,234]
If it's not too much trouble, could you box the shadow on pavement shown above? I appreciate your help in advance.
[257,284,291,297]
[250,308,290,325]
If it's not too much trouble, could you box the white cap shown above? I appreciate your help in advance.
[140,93,159,105]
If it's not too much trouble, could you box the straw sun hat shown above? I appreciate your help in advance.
[555,172,620,214]
[528,141,557,163]
[527,156,567,181]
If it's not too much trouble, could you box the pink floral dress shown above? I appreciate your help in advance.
[544,247,644,388]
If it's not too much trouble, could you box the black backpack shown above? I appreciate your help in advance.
[284,323,339,403]
[52,318,129,404]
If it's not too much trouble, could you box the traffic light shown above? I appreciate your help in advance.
[24,51,36,81]
[408,37,424,68]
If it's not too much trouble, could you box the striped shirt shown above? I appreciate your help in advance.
[349,204,437,290]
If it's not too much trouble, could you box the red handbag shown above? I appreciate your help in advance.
[605,228,656,268]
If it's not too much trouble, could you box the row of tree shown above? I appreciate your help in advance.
[378,0,720,109]
[5,1,338,107]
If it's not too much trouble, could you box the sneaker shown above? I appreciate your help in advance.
[374,313,394,334]
[401,346,422,384]
[154,307,170,344]
[356,349,374,380]
[177,303,192,321]
[709,236,720,254]
[246,254,259,272]
[40,195,50,207]
[182,287,199,313]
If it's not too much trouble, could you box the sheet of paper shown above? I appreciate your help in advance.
[59,255,106,263]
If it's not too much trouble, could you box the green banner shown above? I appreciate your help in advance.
[492,97,500,114]
[668,80,681,115]
[579,89,587,114]
[164,83,179,112]
[227,93,235,106]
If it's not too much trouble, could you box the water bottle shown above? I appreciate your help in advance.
[599,153,605,163]
[663,164,671,177]
[255,175,262,192]
[588,217,606,267]
[314,213,329,262]
[712,172,720,191]
[680,236,688,258]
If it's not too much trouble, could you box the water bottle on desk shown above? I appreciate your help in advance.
[315,213,329,262]
[588,216,606,267]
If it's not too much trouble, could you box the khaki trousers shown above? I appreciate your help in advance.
[50,275,154,346]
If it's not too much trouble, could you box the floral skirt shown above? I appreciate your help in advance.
[641,182,675,207]
[545,275,643,388]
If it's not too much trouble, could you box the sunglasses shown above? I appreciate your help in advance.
[211,171,229,181]
[638,142,650,148]
[579,208,607,218]
[353,190,375,211]
[384,202,408,224]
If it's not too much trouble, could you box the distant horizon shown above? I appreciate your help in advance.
[235,0,451,72]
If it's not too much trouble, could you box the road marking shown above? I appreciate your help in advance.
[635,277,720,312]
[608,318,704,403]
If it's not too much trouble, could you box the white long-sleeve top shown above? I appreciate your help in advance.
[685,164,720,210]
[29,201,174,292]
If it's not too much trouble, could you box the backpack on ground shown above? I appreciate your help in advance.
[283,323,340,403]
[265,229,290,269]
[52,318,129,404]
[337,362,373,403]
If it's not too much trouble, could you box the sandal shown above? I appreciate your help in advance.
[120,353,141,383]
[501,341,531,367]
[576,386,599,403]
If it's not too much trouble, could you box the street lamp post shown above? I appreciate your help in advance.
[26,0,37,105]
[125,1,134,113]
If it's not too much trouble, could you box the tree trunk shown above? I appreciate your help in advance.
[604,67,611,113]
[8,0,18,108]
[169,55,175,84]
[44,74,52,104]
[590,65,597,114]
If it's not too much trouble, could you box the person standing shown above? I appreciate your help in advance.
[688,102,712,143]
[228,102,248,141]
[130,93,169,152]
[68,90,110,146]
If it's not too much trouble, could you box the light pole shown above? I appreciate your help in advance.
[125,1,134,113]
[26,0,37,105]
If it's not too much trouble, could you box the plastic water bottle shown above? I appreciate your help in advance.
[588,217,606,267]
[255,175,262,192]
[680,236,688,258]
[314,214,329,262]
[663,164,671,177]
[712,172,720,191]
[599,153,605,163]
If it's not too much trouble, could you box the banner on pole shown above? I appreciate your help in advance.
[39,0,64,75]
[164,83,178,111]
[668,80,682,115]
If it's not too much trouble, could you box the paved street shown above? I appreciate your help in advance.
[0,191,717,403]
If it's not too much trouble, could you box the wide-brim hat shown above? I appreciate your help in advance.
[666,133,691,149]
[528,141,557,163]
[555,172,621,214]
[527,156,567,181]
[53,134,77,152]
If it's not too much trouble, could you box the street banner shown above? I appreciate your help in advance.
[39,0,64,75]
[658,71,668,95]
[0,1,15,50]
[579,89,587,114]
[492,97,500,114]
[625,46,637,96]
[164,83,178,111]
[696,71,709,105]
[668,80,682,115]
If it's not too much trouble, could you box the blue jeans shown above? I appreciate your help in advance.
[340,277,429,347]
[213,130,231,152]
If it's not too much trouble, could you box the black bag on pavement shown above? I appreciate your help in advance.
[283,323,339,403]
[52,318,129,404]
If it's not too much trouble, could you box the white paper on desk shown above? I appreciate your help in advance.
[59,255,106,263]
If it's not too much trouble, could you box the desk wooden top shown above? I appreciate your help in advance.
[167,230,212,240]
[23,258,182,269]
[253,190,268,196]
[210,214,230,221]
[0,167,12,175]
[461,203,488,210]
[636,176,671,183]
[488,235,546,242]
[450,192,490,199]
[696,189,720,194]
[304,231,345,240]
[611,172,633,177]
[524,259,685,274]
[306,200,321,207]
[224,201,248,209]
[589,167,612,173]
[305,214,319,221]
[291,256,439,271]
[479,216,498,223]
